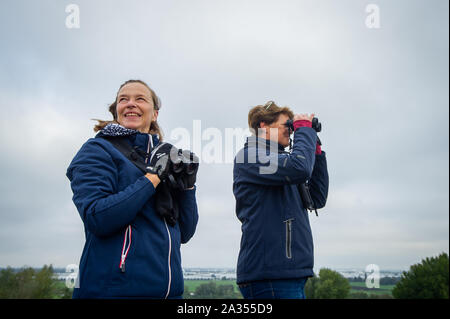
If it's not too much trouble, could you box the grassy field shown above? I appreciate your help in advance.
[349,282,395,296]
[184,279,238,292]
[185,280,395,298]
[58,279,395,298]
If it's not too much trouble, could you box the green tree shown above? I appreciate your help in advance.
[0,267,18,298]
[7,267,36,298]
[304,275,319,299]
[32,265,54,298]
[0,265,72,299]
[305,268,351,299]
[183,285,191,299]
[392,252,449,299]
[194,281,217,298]
[217,284,240,299]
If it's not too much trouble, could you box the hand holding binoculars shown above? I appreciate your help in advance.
[146,143,199,190]
[285,117,322,133]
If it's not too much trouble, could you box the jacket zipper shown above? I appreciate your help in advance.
[284,219,294,259]
[148,134,172,298]
[119,225,132,272]
[163,219,172,299]
[119,136,151,273]
[120,136,172,295]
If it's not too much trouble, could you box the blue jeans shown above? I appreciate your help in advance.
[239,278,308,299]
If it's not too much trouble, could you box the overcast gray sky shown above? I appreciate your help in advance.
[0,0,448,271]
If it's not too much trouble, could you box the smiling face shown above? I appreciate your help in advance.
[260,113,291,147]
[116,82,158,133]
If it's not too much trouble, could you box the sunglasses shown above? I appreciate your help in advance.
[264,101,274,110]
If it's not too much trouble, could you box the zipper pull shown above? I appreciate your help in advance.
[119,225,132,273]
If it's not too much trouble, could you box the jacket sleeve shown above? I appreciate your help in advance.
[176,187,199,244]
[308,151,329,209]
[66,140,156,237]
[234,127,317,186]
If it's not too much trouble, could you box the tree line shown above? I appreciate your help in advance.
[0,265,71,299]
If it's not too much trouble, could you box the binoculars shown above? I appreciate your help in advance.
[165,148,199,190]
[171,149,199,176]
[146,144,199,191]
[285,117,322,133]
[284,117,322,216]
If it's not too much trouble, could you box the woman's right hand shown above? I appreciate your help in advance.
[294,113,315,122]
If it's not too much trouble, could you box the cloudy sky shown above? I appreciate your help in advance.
[0,0,448,272]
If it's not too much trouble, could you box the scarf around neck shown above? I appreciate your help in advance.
[101,123,139,136]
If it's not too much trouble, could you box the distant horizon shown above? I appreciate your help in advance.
[0,264,410,272]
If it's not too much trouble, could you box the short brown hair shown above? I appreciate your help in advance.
[248,101,294,135]
[93,79,163,141]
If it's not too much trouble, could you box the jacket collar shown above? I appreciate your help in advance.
[96,123,160,151]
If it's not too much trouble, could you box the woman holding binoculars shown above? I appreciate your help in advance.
[66,79,199,299]
[233,101,329,299]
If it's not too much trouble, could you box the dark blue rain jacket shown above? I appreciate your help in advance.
[233,127,329,284]
[66,130,198,298]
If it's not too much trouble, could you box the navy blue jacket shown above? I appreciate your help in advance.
[233,127,329,284]
[66,131,198,298]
